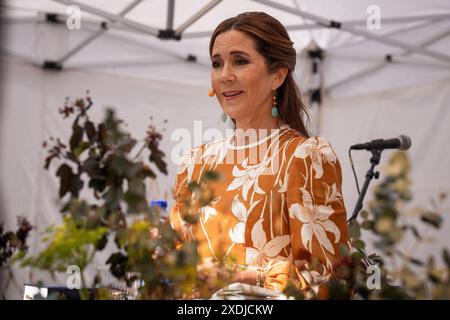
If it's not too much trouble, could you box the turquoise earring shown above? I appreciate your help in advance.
[271,90,279,118]
[221,112,228,122]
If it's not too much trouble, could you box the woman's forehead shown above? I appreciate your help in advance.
[212,30,257,56]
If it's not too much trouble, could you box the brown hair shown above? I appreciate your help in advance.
[209,11,310,138]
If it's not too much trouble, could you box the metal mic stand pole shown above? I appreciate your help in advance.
[348,148,382,223]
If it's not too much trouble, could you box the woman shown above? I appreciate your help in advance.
[170,12,348,299]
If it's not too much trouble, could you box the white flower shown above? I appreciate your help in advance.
[228,196,261,244]
[226,158,266,201]
[289,188,340,263]
[294,137,337,179]
[245,218,291,268]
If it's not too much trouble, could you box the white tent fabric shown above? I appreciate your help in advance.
[1,0,450,299]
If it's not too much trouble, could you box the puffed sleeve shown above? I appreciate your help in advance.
[285,136,349,298]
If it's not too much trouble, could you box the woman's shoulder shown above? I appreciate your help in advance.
[281,127,337,157]
[178,137,228,167]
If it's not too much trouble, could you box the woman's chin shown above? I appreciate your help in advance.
[222,106,243,118]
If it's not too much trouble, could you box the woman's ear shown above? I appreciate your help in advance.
[272,67,288,90]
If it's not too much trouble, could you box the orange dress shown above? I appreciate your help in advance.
[170,124,349,296]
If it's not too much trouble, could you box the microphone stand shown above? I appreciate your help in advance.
[347,148,382,223]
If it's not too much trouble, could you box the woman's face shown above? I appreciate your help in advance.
[210,30,283,123]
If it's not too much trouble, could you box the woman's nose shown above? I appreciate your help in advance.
[220,64,235,83]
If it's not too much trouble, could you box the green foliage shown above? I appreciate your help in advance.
[17,92,216,299]
[9,92,450,300]
[21,215,108,275]
[0,217,33,299]
[316,151,450,300]
[0,217,33,268]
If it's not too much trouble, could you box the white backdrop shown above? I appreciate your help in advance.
[1,0,450,299]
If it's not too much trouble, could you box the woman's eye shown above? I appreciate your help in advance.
[236,59,248,65]
[211,61,221,68]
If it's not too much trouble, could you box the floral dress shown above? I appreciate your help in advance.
[170,124,349,296]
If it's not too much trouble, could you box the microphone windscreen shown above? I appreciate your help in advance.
[399,135,412,150]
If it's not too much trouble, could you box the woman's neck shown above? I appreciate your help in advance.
[232,117,284,147]
[235,114,280,132]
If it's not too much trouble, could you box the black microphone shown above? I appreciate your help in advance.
[350,135,412,151]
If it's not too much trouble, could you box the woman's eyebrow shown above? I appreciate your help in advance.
[212,50,250,59]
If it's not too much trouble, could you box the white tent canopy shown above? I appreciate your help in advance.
[1,0,450,299]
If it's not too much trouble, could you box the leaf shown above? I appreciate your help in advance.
[338,243,350,257]
[348,221,361,239]
[361,220,373,230]
[360,210,369,219]
[44,154,56,170]
[374,216,394,234]
[66,152,78,163]
[56,164,73,198]
[142,165,156,179]
[404,225,421,240]
[148,142,167,175]
[70,175,83,198]
[351,239,365,250]
[408,257,424,266]
[74,141,90,158]
[443,248,450,269]
[97,123,107,147]
[85,120,96,143]
[95,232,109,251]
[82,156,100,177]
[420,212,443,229]
[109,155,130,176]
[88,178,106,193]
[74,98,86,109]
[106,252,128,279]
[70,124,83,151]
[120,137,137,154]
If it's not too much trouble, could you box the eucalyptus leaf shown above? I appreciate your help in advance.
[85,120,96,143]
[420,212,443,229]
[70,124,83,151]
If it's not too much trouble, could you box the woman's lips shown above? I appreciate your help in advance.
[222,91,243,101]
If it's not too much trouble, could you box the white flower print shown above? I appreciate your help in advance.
[245,218,290,268]
[202,206,217,223]
[226,158,266,201]
[172,217,195,242]
[178,148,199,181]
[323,182,342,205]
[289,188,340,263]
[294,137,337,179]
[278,173,289,193]
[201,197,221,223]
[202,139,228,165]
[228,196,261,244]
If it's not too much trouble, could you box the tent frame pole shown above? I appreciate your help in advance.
[52,0,159,36]
[251,0,450,65]
[175,0,222,35]
[53,0,144,68]
[327,24,450,92]
[166,0,175,30]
